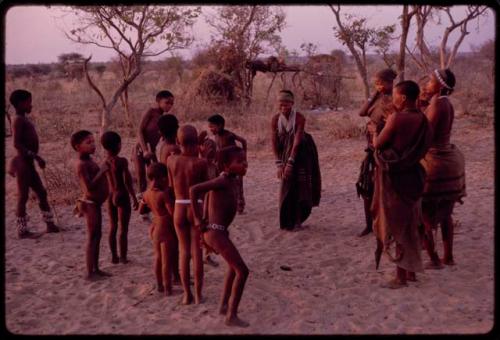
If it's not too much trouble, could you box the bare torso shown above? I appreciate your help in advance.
[167,155,208,199]
[13,115,39,156]
[426,96,454,146]
[78,159,109,205]
[389,110,426,154]
[206,174,238,228]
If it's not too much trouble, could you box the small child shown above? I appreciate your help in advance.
[71,130,111,280]
[157,114,181,284]
[138,163,176,296]
[190,145,250,327]
[198,132,219,267]
[207,114,247,214]
[9,89,60,238]
[167,125,208,305]
[100,131,139,264]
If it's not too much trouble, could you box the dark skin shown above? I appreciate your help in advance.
[271,99,306,181]
[134,96,174,193]
[75,135,111,281]
[190,151,250,328]
[104,143,139,264]
[167,126,208,305]
[10,96,60,235]
[358,77,395,237]
[371,87,426,287]
[208,123,248,155]
[421,73,457,267]
[139,176,176,296]
[158,135,181,284]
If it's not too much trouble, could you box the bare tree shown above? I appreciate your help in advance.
[329,5,395,99]
[206,5,286,103]
[396,5,417,81]
[64,5,200,134]
[407,5,488,73]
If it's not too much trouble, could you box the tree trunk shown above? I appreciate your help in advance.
[397,5,411,82]
[120,88,133,132]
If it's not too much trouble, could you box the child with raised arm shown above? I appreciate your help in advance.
[71,130,111,280]
[166,125,208,305]
[138,163,176,296]
[8,89,60,238]
[190,145,249,327]
[207,114,247,214]
[100,131,139,264]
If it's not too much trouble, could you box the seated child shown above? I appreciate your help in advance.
[207,114,247,214]
[190,145,250,327]
[71,130,111,280]
[100,131,139,264]
[139,163,176,296]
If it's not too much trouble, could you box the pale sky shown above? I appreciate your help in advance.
[4,5,496,64]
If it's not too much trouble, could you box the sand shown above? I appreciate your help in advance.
[4,113,494,335]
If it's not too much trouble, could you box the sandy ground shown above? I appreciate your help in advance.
[4,113,494,335]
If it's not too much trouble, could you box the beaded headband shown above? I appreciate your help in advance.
[434,69,453,90]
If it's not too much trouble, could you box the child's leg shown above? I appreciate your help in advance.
[160,242,172,296]
[237,176,245,214]
[174,207,193,304]
[441,202,456,265]
[30,168,60,232]
[153,240,163,292]
[190,222,204,304]
[172,231,181,283]
[15,164,32,236]
[134,150,148,193]
[219,266,236,315]
[207,232,249,326]
[118,202,132,263]
[358,196,373,237]
[107,199,119,263]
[84,204,106,279]
[422,213,443,269]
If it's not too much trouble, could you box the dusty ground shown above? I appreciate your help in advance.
[4,112,494,334]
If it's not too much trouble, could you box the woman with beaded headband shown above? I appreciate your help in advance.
[420,68,466,269]
[271,90,321,231]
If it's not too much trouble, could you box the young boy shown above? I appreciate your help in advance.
[167,125,208,305]
[370,81,432,288]
[198,132,220,267]
[71,130,111,280]
[8,89,60,238]
[138,163,176,296]
[207,114,247,214]
[100,131,139,264]
[157,114,182,284]
[133,90,175,220]
[190,145,250,327]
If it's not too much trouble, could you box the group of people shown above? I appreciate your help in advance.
[355,68,466,288]
[7,65,466,328]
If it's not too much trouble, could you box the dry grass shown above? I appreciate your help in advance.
[5,55,494,205]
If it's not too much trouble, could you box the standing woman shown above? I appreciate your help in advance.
[356,69,397,237]
[271,90,321,231]
[420,69,466,268]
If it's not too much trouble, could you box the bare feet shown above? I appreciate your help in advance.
[194,295,204,305]
[18,230,43,239]
[380,278,408,289]
[111,256,119,264]
[406,272,417,282]
[119,257,129,264]
[94,269,112,277]
[204,256,219,267]
[180,293,193,305]
[442,257,456,266]
[164,288,173,296]
[357,227,372,237]
[424,260,444,270]
[225,316,250,328]
[219,304,228,315]
[46,223,60,233]
[157,284,164,293]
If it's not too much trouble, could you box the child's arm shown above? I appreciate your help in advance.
[373,112,396,149]
[78,162,108,193]
[122,158,138,209]
[138,196,151,215]
[163,192,174,216]
[233,133,247,153]
[190,176,225,228]
[138,110,154,160]
[13,118,45,167]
